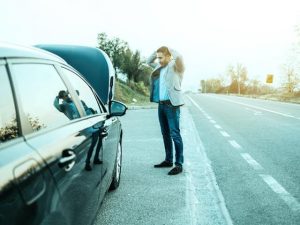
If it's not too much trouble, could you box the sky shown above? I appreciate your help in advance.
[1,0,300,90]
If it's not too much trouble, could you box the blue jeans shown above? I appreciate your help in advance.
[158,103,184,166]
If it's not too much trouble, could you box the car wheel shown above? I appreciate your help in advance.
[109,140,122,190]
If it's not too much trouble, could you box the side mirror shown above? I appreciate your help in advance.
[108,100,127,117]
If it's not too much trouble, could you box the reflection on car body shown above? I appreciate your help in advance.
[54,90,80,120]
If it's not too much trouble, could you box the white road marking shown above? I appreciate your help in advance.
[209,96,299,120]
[229,140,242,149]
[240,153,264,170]
[182,103,234,225]
[220,131,230,137]
[186,96,208,116]
[259,174,300,212]
[188,95,300,214]
[185,161,200,225]
[245,107,262,116]
[209,120,217,124]
[214,125,222,129]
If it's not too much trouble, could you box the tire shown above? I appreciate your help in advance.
[109,141,122,190]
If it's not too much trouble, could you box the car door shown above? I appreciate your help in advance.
[9,61,105,225]
[0,62,60,225]
[86,109,120,194]
[60,67,121,196]
[101,112,120,187]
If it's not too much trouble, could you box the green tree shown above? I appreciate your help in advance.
[97,33,151,87]
[97,32,128,71]
[121,49,142,82]
[121,49,151,85]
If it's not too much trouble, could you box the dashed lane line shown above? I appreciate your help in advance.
[214,125,222,129]
[228,140,242,149]
[220,131,230,137]
[209,120,217,124]
[259,174,300,212]
[240,153,264,171]
[188,94,300,213]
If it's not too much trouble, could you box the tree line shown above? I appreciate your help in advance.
[200,63,277,95]
[201,62,299,95]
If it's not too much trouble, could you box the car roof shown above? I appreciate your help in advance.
[0,42,67,64]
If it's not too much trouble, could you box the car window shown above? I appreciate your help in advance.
[0,65,19,143]
[61,68,102,116]
[12,64,80,133]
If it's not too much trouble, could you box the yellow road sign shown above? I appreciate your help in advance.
[266,74,273,83]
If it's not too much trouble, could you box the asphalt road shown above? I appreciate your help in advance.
[186,94,300,225]
[94,105,231,225]
[94,94,300,225]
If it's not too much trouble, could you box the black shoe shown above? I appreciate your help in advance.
[85,164,92,171]
[93,159,103,164]
[168,165,183,175]
[154,161,173,168]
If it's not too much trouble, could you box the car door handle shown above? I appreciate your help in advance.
[58,150,76,171]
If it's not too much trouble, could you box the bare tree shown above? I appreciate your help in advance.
[227,63,248,94]
[246,79,260,95]
[204,78,223,93]
[281,25,300,93]
[281,65,299,93]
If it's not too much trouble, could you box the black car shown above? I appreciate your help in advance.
[0,43,127,225]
